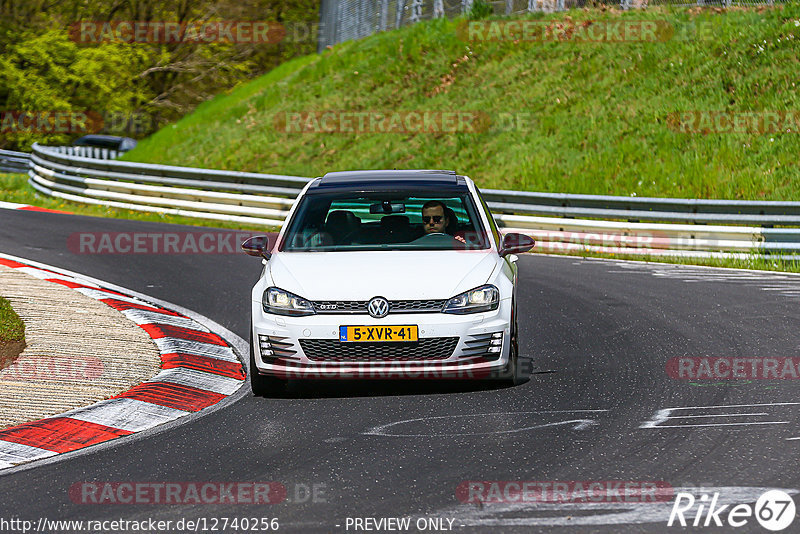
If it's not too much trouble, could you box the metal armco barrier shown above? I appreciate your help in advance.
[19,143,800,258]
[0,149,31,174]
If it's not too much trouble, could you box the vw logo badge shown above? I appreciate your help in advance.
[367,297,390,318]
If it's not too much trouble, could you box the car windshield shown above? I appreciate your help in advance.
[280,191,489,251]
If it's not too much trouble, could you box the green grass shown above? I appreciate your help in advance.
[0,297,24,343]
[123,4,800,200]
[0,173,270,231]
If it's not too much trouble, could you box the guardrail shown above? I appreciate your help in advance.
[17,143,800,259]
[0,149,31,174]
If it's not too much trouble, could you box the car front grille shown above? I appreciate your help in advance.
[299,337,458,362]
[312,299,445,314]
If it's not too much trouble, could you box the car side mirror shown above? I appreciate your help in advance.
[242,235,272,260]
[500,233,535,257]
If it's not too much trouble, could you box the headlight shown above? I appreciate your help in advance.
[442,285,499,314]
[263,287,315,316]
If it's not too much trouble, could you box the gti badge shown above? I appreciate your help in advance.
[367,297,390,318]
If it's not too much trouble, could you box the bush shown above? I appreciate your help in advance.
[468,0,494,20]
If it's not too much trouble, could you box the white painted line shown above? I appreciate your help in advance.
[149,368,243,395]
[153,338,238,361]
[666,413,769,418]
[641,403,800,429]
[365,411,608,437]
[761,287,800,290]
[14,267,89,284]
[74,288,147,304]
[433,486,800,527]
[786,437,800,441]
[0,201,29,210]
[0,441,58,464]
[650,422,789,428]
[586,255,800,278]
[63,398,191,433]
[660,402,800,410]
[120,309,210,332]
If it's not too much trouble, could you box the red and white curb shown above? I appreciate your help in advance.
[0,256,245,470]
[0,200,71,214]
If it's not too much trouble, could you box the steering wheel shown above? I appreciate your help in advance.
[412,232,458,245]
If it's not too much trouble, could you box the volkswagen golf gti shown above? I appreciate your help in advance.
[242,170,535,394]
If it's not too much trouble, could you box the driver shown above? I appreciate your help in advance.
[421,200,466,243]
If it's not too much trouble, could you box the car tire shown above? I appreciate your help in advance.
[501,302,526,386]
[249,332,289,396]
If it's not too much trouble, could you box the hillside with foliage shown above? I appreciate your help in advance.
[123,4,800,200]
[0,0,318,150]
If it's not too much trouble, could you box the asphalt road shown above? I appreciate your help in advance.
[1,208,800,533]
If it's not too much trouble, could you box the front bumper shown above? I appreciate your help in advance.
[251,299,512,379]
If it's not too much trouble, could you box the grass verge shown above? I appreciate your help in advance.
[0,296,25,368]
[123,4,800,200]
[0,297,24,343]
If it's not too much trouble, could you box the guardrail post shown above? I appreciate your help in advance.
[396,0,405,27]
[434,0,444,18]
[380,0,389,29]
[410,0,422,23]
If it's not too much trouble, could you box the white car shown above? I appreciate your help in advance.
[243,170,535,394]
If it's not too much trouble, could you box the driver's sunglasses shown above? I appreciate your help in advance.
[422,215,443,224]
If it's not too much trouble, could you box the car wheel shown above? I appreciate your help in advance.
[249,332,289,396]
[501,305,526,386]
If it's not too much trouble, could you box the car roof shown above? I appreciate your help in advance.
[312,170,465,190]
[72,135,137,152]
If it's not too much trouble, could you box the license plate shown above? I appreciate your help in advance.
[339,325,418,343]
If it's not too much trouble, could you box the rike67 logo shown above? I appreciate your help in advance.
[668,490,796,531]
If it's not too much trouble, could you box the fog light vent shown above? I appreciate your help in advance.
[257,334,297,362]
[462,331,503,360]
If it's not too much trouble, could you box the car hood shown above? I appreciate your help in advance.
[267,251,498,300]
